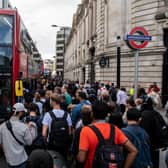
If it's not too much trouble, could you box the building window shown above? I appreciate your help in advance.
[57,34,64,38]
[57,47,64,50]
[57,41,64,45]
[57,59,63,63]
[57,53,63,56]
[57,65,63,69]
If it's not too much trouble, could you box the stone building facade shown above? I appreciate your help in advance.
[44,59,54,75]
[0,0,10,8]
[64,0,168,103]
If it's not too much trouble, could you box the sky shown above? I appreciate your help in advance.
[11,0,81,59]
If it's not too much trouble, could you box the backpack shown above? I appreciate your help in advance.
[122,126,153,168]
[153,111,168,148]
[89,125,124,168]
[32,116,45,148]
[72,126,83,156]
[49,111,69,149]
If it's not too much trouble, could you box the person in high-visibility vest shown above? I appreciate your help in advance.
[129,85,135,96]
[15,80,23,102]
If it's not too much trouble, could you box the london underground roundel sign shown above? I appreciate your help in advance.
[126,27,152,50]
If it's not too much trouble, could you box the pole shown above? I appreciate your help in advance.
[117,45,121,88]
[91,53,94,84]
[134,50,139,100]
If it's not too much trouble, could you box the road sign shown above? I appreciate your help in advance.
[126,35,152,41]
[127,27,151,50]
[126,27,152,99]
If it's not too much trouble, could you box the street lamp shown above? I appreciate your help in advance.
[51,25,58,72]
[88,34,97,84]
[117,36,121,88]
[51,24,66,82]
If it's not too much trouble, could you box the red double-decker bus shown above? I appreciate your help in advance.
[0,9,43,121]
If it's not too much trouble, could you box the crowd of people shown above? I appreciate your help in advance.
[0,78,168,168]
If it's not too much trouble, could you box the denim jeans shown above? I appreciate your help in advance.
[8,162,26,168]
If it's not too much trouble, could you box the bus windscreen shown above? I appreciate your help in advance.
[0,15,13,120]
[0,15,13,68]
[0,15,13,45]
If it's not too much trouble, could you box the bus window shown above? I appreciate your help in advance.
[0,78,11,120]
[0,15,13,45]
[0,15,13,69]
[0,47,12,67]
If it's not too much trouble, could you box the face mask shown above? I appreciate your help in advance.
[19,112,26,120]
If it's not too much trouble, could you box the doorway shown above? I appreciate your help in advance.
[82,67,85,84]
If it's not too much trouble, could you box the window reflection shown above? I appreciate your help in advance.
[0,47,12,67]
[0,78,11,116]
[0,15,13,45]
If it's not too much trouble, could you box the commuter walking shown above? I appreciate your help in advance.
[122,108,153,168]
[116,87,128,114]
[71,92,90,128]
[72,105,93,168]
[42,93,72,159]
[62,85,72,106]
[77,100,137,168]
[140,97,168,168]
[0,103,33,168]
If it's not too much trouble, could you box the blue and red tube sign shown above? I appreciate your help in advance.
[126,27,152,50]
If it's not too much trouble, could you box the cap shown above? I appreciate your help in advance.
[13,103,27,113]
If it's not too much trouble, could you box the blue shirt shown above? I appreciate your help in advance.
[122,125,153,168]
[71,100,90,127]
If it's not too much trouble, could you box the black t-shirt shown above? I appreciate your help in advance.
[140,109,157,149]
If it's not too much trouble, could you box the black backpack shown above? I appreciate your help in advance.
[89,125,124,168]
[49,111,69,149]
[153,111,168,149]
